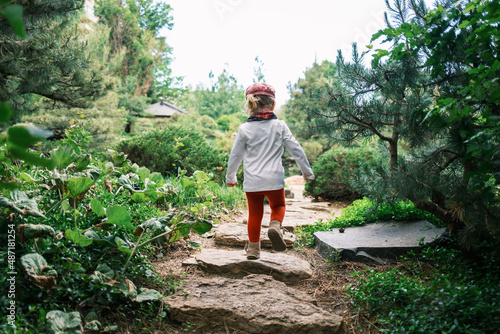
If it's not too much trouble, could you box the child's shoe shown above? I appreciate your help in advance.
[267,220,287,251]
[245,241,261,260]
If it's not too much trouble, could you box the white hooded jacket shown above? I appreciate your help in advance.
[225,119,315,192]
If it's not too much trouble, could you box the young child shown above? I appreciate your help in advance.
[226,82,315,259]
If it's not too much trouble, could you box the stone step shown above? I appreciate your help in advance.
[183,248,312,284]
[164,274,344,334]
[215,222,296,248]
[314,220,446,263]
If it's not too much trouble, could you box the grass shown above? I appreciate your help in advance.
[295,197,443,248]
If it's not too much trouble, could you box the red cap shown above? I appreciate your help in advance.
[245,82,275,98]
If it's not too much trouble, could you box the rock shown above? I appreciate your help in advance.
[285,188,295,198]
[164,275,344,334]
[215,222,295,249]
[181,257,198,266]
[192,248,312,284]
[299,203,332,213]
[314,220,446,263]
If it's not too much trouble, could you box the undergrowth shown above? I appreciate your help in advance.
[295,197,442,247]
[347,240,500,333]
[0,123,246,333]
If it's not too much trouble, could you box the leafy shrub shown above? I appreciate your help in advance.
[304,146,377,201]
[0,122,246,332]
[115,126,228,183]
[347,244,500,333]
[295,197,442,247]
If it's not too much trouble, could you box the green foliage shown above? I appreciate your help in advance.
[0,1,25,38]
[282,60,341,151]
[305,145,378,200]
[0,0,109,113]
[178,69,246,120]
[347,244,500,333]
[308,0,500,249]
[0,122,245,332]
[115,126,228,183]
[296,197,442,247]
[252,56,266,83]
[96,0,176,106]
[45,310,82,334]
[161,170,245,213]
[24,92,128,152]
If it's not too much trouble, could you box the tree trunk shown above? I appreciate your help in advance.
[389,118,399,170]
[389,139,398,170]
[413,199,464,233]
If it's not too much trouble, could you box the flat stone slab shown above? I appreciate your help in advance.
[215,222,296,248]
[314,220,446,263]
[184,248,312,284]
[164,274,344,334]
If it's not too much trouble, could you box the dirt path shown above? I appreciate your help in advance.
[151,176,360,334]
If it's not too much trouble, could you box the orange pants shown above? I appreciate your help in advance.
[245,188,285,242]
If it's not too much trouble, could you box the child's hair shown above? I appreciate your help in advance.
[245,94,275,115]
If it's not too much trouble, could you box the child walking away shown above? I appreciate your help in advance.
[226,83,315,260]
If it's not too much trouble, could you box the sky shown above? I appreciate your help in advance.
[160,0,394,108]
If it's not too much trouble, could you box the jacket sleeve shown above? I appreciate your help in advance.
[282,123,315,180]
[225,128,246,184]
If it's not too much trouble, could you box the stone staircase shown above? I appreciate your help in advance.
[162,177,345,334]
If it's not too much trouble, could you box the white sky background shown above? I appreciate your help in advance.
[160,0,396,108]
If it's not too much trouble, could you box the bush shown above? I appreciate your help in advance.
[115,126,228,183]
[305,146,377,201]
[347,244,500,333]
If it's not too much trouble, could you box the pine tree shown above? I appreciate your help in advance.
[309,0,499,249]
[0,0,108,114]
[283,60,343,147]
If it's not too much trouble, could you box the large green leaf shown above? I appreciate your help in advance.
[116,175,135,192]
[2,4,26,38]
[135,288,162,303]
[0,102,13,122]
[65,177,94,199]
[137,166,151,182]
[115,279,137,300]
[19,172,37,182]
[107,149,127,166]
[51,145,76,170]
[20,253,57,289]
[95,263,114,279]
[65,229,93,247]
[74,154,91,171]
[106,206,133,231]
[192,219,213,235]
[0,189,47,218]
[90,199,106,217]
[8,145,54,169]
[84,230,118,248]
[130,192,148,203]
[45,310,82,334]
[17,224,55,242]
[149,172,164,184]
[134,217,172,236]
[7,126,51,148]
[115,237,132,255]
[83,312,102,332]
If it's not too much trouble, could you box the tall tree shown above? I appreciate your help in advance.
[282,60,342,146]
[95,0,175,111]
[309,0,499,248]
[179,69,245,120]
[253,56,266,83]
[0,0,108,116]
